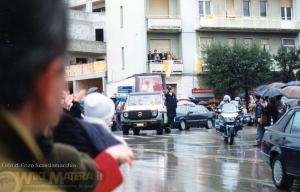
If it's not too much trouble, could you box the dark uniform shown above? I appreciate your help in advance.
[165,92,177,130]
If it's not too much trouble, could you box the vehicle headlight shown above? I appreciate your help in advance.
[151,110,158,117]
[225,117,235,122]
[123,112,129,118]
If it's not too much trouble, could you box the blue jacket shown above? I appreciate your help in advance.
[255,101,263,119]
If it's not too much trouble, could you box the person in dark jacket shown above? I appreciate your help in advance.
[265,97,279,126]
[165,86,177,133]
[254,95,265,147]
[53,112,121,158]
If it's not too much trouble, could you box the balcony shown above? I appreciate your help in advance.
[147,16,182,32]
[148,60,183,74]
[68,0,105,8]
[65,61,107,80]
[196,16,300,32]
[69,10,105,23]
[68,39,106,54]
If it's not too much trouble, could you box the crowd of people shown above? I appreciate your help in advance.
[148,50,178,62]
[0,1,133,191]
[249,95,286,147]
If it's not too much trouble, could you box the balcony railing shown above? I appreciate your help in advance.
[196,16,300,32]
[147,16,182,31]
[148,60,184,74]
[68,39,106,54]
[65,61,107,78]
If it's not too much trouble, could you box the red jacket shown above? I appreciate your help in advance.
[94,152,123,192]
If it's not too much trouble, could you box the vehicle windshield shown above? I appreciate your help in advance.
[222,103,238,113]
[128,94,161,106]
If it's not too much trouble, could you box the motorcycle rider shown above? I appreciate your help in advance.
[219,95,231,110]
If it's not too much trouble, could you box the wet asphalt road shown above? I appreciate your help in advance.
[114,127,300,192]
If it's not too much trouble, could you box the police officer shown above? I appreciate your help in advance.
[165,86,177,133]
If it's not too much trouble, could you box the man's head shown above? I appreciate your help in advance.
[255,95,261,101]
[0,0,68,134]
[167,86,174,93]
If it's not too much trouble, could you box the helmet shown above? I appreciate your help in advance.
[234,97,241,101]
[223,95,231,102]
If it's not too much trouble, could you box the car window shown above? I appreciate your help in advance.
[291,112,300,135]
[189,106,199,114]
[177,106,188,114]
[285,115,294,134]
[197,106,206,113]
[201,106,209,113]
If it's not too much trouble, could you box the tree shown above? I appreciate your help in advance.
[274,47,300,82]
[203,43,272,104]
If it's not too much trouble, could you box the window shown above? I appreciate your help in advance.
[199,1,211,17]
[260,0,267,17]
[95,29,104,42]
[189,106,199,114]
[121,47,125,70]
[243,0,250,17]
[281,7,292,20]
[282,38,296,52]
[261,39,270,51]
[281,0,292,20]
[177,106,188,114]
[228,38,236,46]
[244,38,253,47]
[76,58,87,64]
[120,6,124,28]
[200,37,213,60]
[149,39,171,53]
[226,0,235,18]
[93,7,105,13]
[285,115,294,134]
[291,112,300,135]
[200,37,213,48]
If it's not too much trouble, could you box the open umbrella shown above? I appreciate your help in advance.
[281,86,300,99]
[282,81,300,88]
[177,100,194,106]
[269,82,285,89]
[254,85,269,96]
[198,100,208,105]
[255,86,282,98]
[177,97,190,102]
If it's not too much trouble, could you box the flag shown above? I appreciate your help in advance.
[194,57,204,74]
[163,60,174,78]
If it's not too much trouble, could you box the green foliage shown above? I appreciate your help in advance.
[274,47,300,83]
[203,43,272,96]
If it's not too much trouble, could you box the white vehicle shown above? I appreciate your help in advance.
[121,92,168,135]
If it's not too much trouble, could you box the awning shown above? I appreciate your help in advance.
[192,93,215,98]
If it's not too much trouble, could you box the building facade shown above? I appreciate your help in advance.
[106,0,300,98]
[66,0,107,93]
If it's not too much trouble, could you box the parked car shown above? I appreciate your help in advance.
[173,104,213,130]
[261,107,300,190]
[121,92,167,135]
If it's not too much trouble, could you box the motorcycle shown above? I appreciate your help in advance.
[215,103,242,145]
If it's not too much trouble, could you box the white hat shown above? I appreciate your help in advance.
[84,93,115,126]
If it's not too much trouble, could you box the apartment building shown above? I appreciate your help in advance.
[65,0,107,93]
[106,0,300,98]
